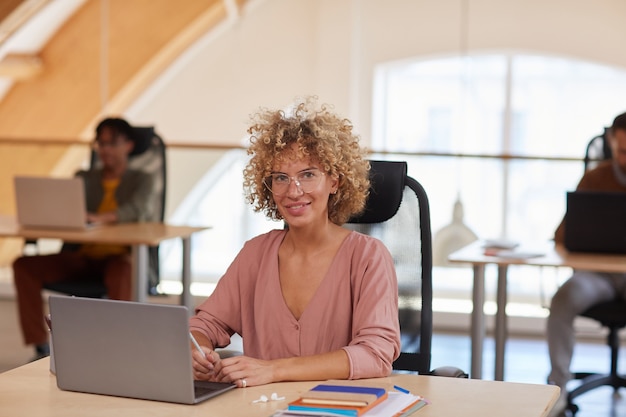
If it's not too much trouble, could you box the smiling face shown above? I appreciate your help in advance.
[270,146,338,229]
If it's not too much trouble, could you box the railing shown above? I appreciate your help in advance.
[0,136,586,160]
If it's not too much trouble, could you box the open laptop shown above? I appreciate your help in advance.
[564,191,626,254]
[14,176,90,230]
[48,296,236,404]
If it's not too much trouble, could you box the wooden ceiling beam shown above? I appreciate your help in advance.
[0,53,42,80]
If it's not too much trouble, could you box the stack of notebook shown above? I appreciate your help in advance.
[283,384,428,417]
[287,385,388,416]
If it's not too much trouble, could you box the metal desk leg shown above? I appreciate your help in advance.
[471,264,486,379]
[132,244,149,303]
[495,265,509,381]
[181,236,193,311]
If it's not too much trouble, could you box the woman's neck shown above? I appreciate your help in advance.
[283,222,346,254]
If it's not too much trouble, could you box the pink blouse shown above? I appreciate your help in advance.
[189,229,401,379]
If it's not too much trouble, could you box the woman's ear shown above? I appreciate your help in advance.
[330,175,339,194]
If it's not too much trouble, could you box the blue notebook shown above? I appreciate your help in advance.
[308,385,386,396]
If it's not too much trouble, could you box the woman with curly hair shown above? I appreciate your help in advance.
[189,97,400,388]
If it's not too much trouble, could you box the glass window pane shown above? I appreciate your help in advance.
[510,55,626,157]
[506,159,582,242]
[372,52,626,313]
[374,55,508,154]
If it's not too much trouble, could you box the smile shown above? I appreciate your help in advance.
[285,202,310,210]
[283,199,313,214]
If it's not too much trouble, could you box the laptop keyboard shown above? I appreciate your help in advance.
[194,380,234,399]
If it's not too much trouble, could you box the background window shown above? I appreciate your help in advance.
[373,52,626,310]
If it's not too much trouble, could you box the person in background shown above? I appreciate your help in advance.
[547,111,626,417]
[13,117,156,361]
[189,97,401,388]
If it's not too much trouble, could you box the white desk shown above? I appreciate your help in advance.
[0,358,559,417]
[0,216,208,310]
[448,240,626,380]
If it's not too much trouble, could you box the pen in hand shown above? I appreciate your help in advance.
[189,331,207,360]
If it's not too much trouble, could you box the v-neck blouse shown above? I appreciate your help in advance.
[189,229,401,379]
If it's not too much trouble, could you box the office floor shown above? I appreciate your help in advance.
[1,296,625,417]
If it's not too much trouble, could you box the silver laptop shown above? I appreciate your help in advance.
[14,176,90,230]
[48,296,236,404]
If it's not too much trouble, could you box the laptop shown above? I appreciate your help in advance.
[48,296,236,404]
[564,191,626,254]
[14,176,90,230]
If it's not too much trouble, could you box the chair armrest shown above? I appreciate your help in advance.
[429,366,468,378]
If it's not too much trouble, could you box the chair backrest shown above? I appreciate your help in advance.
[345,160,433,374]
[583,127,611,172]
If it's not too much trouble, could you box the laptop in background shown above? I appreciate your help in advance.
[48,296,236,404]
[14,176,89,230]
[564,191,626,254]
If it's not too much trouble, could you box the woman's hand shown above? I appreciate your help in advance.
[191,347,222,381]
[214,355,275,388]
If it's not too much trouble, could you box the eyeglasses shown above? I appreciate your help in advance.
[263,168,325,196]
[91,139,125,151]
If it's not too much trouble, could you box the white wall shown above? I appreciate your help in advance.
[128,0,626,145]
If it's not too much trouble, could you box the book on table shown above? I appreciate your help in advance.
[287,385,388,416]
[277,385,427,417]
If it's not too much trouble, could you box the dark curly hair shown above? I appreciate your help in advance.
[243,97,370,225]
[96,117,134,142]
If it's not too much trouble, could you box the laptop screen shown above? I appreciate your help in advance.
[14,176,88,230]
[49,296,235,404]
[564,191,626,254]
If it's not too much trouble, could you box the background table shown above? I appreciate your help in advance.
[0,358,558,417]
[449,240,626,380]
[0,216,208,310]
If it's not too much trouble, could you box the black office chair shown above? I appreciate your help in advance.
[346,160,467,377]
[40,125,167,298]
[583,127,611,172]
[564,130,626,415]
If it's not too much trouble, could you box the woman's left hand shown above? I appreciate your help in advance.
[214,355,275,388]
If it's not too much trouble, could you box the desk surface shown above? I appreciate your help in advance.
[0,215,208,246]
[449,240,626,273]
[0,215,208,305]
[1,359,558,417]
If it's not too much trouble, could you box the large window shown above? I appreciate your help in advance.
[373,54,626,238]
[373,53,626,311]
[373,54,626,157]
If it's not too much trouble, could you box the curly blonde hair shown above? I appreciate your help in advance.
[243,97,370,225]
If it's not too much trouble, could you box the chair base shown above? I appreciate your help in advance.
[567,372,626,416]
